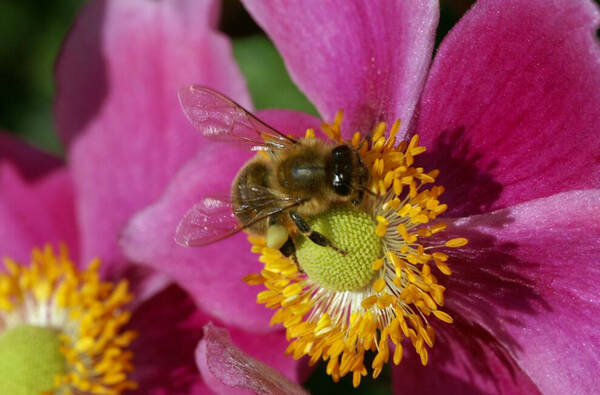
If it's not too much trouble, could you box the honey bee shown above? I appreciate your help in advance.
[175,86,370,259]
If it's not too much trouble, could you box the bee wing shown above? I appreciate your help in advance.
[178,85,298,152]
[175,190,302,247]
[175,197,239,247]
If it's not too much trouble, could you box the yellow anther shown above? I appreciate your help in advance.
[412,214,429,224]
[315,313,331,333]
[410,146,427,156]
[393,344,403,365]
[376,216,389,225]
[371,258,384,271]
[257,290,276,304]
[373,278,386,293]
[430,285,445,305]
[352,370,364,388]
[430,222,447,234]
[396,224,410,240]
[421,263,431,277]
[419,347,429,365]
[433,310,454,323]
[433,204,448,215]
[334,110,344,126]
[435,261,452,276]
[445,238,468,247]
[421,293,437,311]
[419,173,435,183]
[361,295,378,309]
[398,204,411,217]
[388,119,401,141]
[242,273,265,285]
[375,223,388,238]
[372,122,387,142]
[352,131,362,148]
[377,293,395,308]
[408,134,419,150]
[373,158,384,175]
[387,252,404,269]
[393,178,403,196]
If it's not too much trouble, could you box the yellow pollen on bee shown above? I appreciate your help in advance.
[243,112,467,387]
[0,245,137,394]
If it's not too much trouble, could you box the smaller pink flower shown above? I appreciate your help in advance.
[0,0,306,392]
[0,130,303,394]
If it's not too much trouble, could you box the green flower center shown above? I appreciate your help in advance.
[296,206,382,291]
[0,324,66,395]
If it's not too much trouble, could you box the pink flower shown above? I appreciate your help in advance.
[0,88,303,395]
[122,0,600,393]
[0,0,306,393]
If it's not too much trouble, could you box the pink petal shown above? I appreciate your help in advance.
[441,190,600,394]
[129,285,211,394]
[121,264,171,311]
[56,0,250,276]
[0,133,62,180]
[392,321,539,394]
[121,148,264,329]
[55,0,226,145]
[242,0,439,138]
[417,0,600,216]
[130,285,302,394]
[196,323,307,395]
[121,110,321,331]
[0,164,79,263]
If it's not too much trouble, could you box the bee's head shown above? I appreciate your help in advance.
[329,145,370,200]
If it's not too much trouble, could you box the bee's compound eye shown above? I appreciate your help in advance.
[331,145,353,196]
[266,224,289,249]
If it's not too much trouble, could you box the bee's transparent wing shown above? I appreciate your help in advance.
[175,198,240,247]
[178,85,298,152]
[175,188,302,247]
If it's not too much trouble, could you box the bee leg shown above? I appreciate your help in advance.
[278,236,303,272]
[289,211,347,256]
[279,236,296,258]
[352,190,364,206]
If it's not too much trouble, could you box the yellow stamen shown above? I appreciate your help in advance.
[433,310,454,323]
[372,278,386,293]
[371,258,384,271]
[0,245,137,394]
[445,238,469,247]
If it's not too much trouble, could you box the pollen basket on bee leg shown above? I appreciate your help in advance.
[266,224,289,249]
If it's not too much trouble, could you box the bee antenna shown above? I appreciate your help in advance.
[357,136,369,150]
[360,186,377,197]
